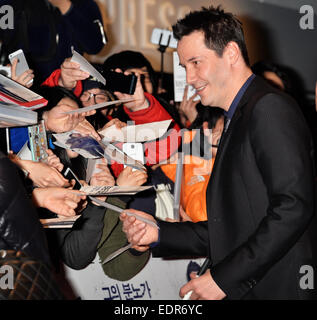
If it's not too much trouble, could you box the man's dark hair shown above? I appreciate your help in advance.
[172,6,250,66]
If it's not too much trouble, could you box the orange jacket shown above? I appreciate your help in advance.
[160,130,214,222]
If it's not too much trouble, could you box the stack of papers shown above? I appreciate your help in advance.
[0,101,38,128]
[40,215,80,229]
[0,74,48,109]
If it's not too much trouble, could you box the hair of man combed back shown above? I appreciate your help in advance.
[172,6,250,66]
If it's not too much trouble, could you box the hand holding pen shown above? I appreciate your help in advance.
[180,258,227,300]
[182,258,211,300]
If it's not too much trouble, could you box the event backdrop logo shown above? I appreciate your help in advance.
[0,265,14,290]
[0,5,13,30]
[299,265,315,290]
[299,5,315,30]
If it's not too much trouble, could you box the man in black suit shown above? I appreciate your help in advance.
[120,6,316,300]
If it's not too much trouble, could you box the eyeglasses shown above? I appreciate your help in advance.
[81,91,109,104]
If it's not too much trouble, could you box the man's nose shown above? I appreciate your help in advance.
[186,66,196,86]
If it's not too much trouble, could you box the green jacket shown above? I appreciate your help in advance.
[97,197,150,281]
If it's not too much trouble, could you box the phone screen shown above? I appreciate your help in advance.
[104,71,137,94]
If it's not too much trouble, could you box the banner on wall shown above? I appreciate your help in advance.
[64,254,205,300]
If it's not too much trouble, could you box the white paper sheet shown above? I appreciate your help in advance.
[99,119,172,143]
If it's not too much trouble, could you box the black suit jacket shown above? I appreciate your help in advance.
[153,76,316,299]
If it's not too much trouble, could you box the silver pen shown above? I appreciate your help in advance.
[101,243,133,265]
[89,196,159,229]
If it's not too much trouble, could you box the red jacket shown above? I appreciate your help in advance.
[42,69,83,97]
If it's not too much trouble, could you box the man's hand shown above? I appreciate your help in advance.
[90,159,115,187]
[99,118,127,132]
[178,85,199,123]
[120,209,158,250]
[10,59,34,88]
[98,118,127,142]
[32,187,86,217]
[23,160,69,188]
[43,104,94,133]
[113,69,148,112]
[74,118,100,141]
[116,167,147,187]
[9,151,68,187]
[179,205,192,222]
[58,57,90,90]
[46,149,64,172]
[90,159,115,202]
[180,269,226,300]
[165,205,192,223]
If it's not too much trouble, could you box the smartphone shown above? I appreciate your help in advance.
[64,167,82,190]
[8,49,30,77]
[122,143,144,171]
[104,70,137,95]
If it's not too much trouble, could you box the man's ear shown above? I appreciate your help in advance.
[224,41,240,65]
